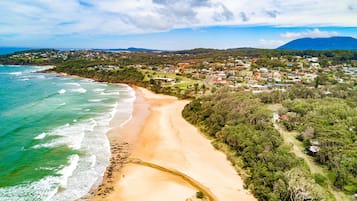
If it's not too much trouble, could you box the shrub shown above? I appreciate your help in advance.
[196,191,204,199]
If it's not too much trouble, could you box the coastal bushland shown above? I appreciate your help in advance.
[182,88,330,201]
[280,97,357,194]
[52,60,145,85]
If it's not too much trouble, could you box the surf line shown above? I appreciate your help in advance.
[126,158,218,201]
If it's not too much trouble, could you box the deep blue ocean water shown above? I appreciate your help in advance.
[0,48,32,55]
[0,65,134,200]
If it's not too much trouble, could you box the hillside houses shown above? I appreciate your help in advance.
[6,49,355,93]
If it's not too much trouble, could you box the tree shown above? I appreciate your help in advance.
[285,168,328,201]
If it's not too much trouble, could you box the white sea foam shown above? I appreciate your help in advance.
[58,89,66,94]
[32,66,53,72]
[100,91,120,96]
[0,154,81,201]
[84,78,94,82]
[57,155,79,189]
[88,99,103,103]
[58,102,66,106]
[70,88,87,93]
[9,72,22,76]
[93,88,105,92]
[46,115,114,200]
[33,125,85,150]
[34,132,47,140]
[0,176,59,201]
[52,86,135,200]
[35,75,46,79]
[89,155,96,168]
[65,82,81,87]
[3,84,136,201]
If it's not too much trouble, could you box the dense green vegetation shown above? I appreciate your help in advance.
[182,88,329,201]
[1,48,357,67]
[50,59,200,98]
[257,83,357,104]
[281,97,357,194]
[171,48,357,65]
[0,49,63,65]
[52,60,145,85]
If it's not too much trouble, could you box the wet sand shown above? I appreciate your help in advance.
[90,87,256,201]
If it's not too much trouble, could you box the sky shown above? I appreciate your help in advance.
[0,0,357,50]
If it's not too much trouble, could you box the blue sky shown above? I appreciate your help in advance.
[0,0,357,50]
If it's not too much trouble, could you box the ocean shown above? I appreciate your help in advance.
[0,48,32,55]
[0,65,135,200]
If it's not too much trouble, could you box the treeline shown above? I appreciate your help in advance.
[281,97,357,193]
[182,88,328,201]
[51,60,145,85]
[256,83,357,105]
[0,56,56,66]
[255,83,357,195]
[1,48,357,67]
[171,48,357,64]
[0,49,62,65]
[51,60,198,98]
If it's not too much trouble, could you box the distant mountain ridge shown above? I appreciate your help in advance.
[277,36,357,50]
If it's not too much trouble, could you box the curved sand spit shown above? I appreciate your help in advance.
[91,87,256,201]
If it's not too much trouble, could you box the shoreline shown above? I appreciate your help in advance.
[90,87,256,201]
[8,66,254,200]
[86,86,151,199]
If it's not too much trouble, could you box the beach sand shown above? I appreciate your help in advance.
[90,87,256,201]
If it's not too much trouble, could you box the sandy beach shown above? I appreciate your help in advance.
[91,87,256,201]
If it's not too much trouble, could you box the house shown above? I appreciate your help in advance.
[200,69,211,74]
[287,73,300,80]
[307,146,320,156]
[272,113,279,123]
[260,67,269,73]
[227,76,235,81]
[214,77,228,85]
[254,72,262,80]
[308,57,319,62]
[310,63,320,68]
[272,71,282,82]
[153,78,175,84]
[177,62,191,68]
[235,59,245,66]
[307,140,320,156]
[216,71,227,78]
[304,73,317,80]
[280,114,289,121]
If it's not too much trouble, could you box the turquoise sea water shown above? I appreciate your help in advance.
[0,65,135,200]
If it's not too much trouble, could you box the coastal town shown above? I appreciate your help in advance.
[1,0,357,201]
[5,49,357,94]
[2,48,357,201]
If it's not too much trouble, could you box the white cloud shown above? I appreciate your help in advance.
[258,39,286,48]
[280,28,339,39]
[0,0,356,37]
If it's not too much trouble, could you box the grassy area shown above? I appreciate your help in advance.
[142,69,201,89]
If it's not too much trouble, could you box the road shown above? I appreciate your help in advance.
[273,118,349,201]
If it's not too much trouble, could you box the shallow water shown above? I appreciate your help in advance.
[0,65,134,200]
